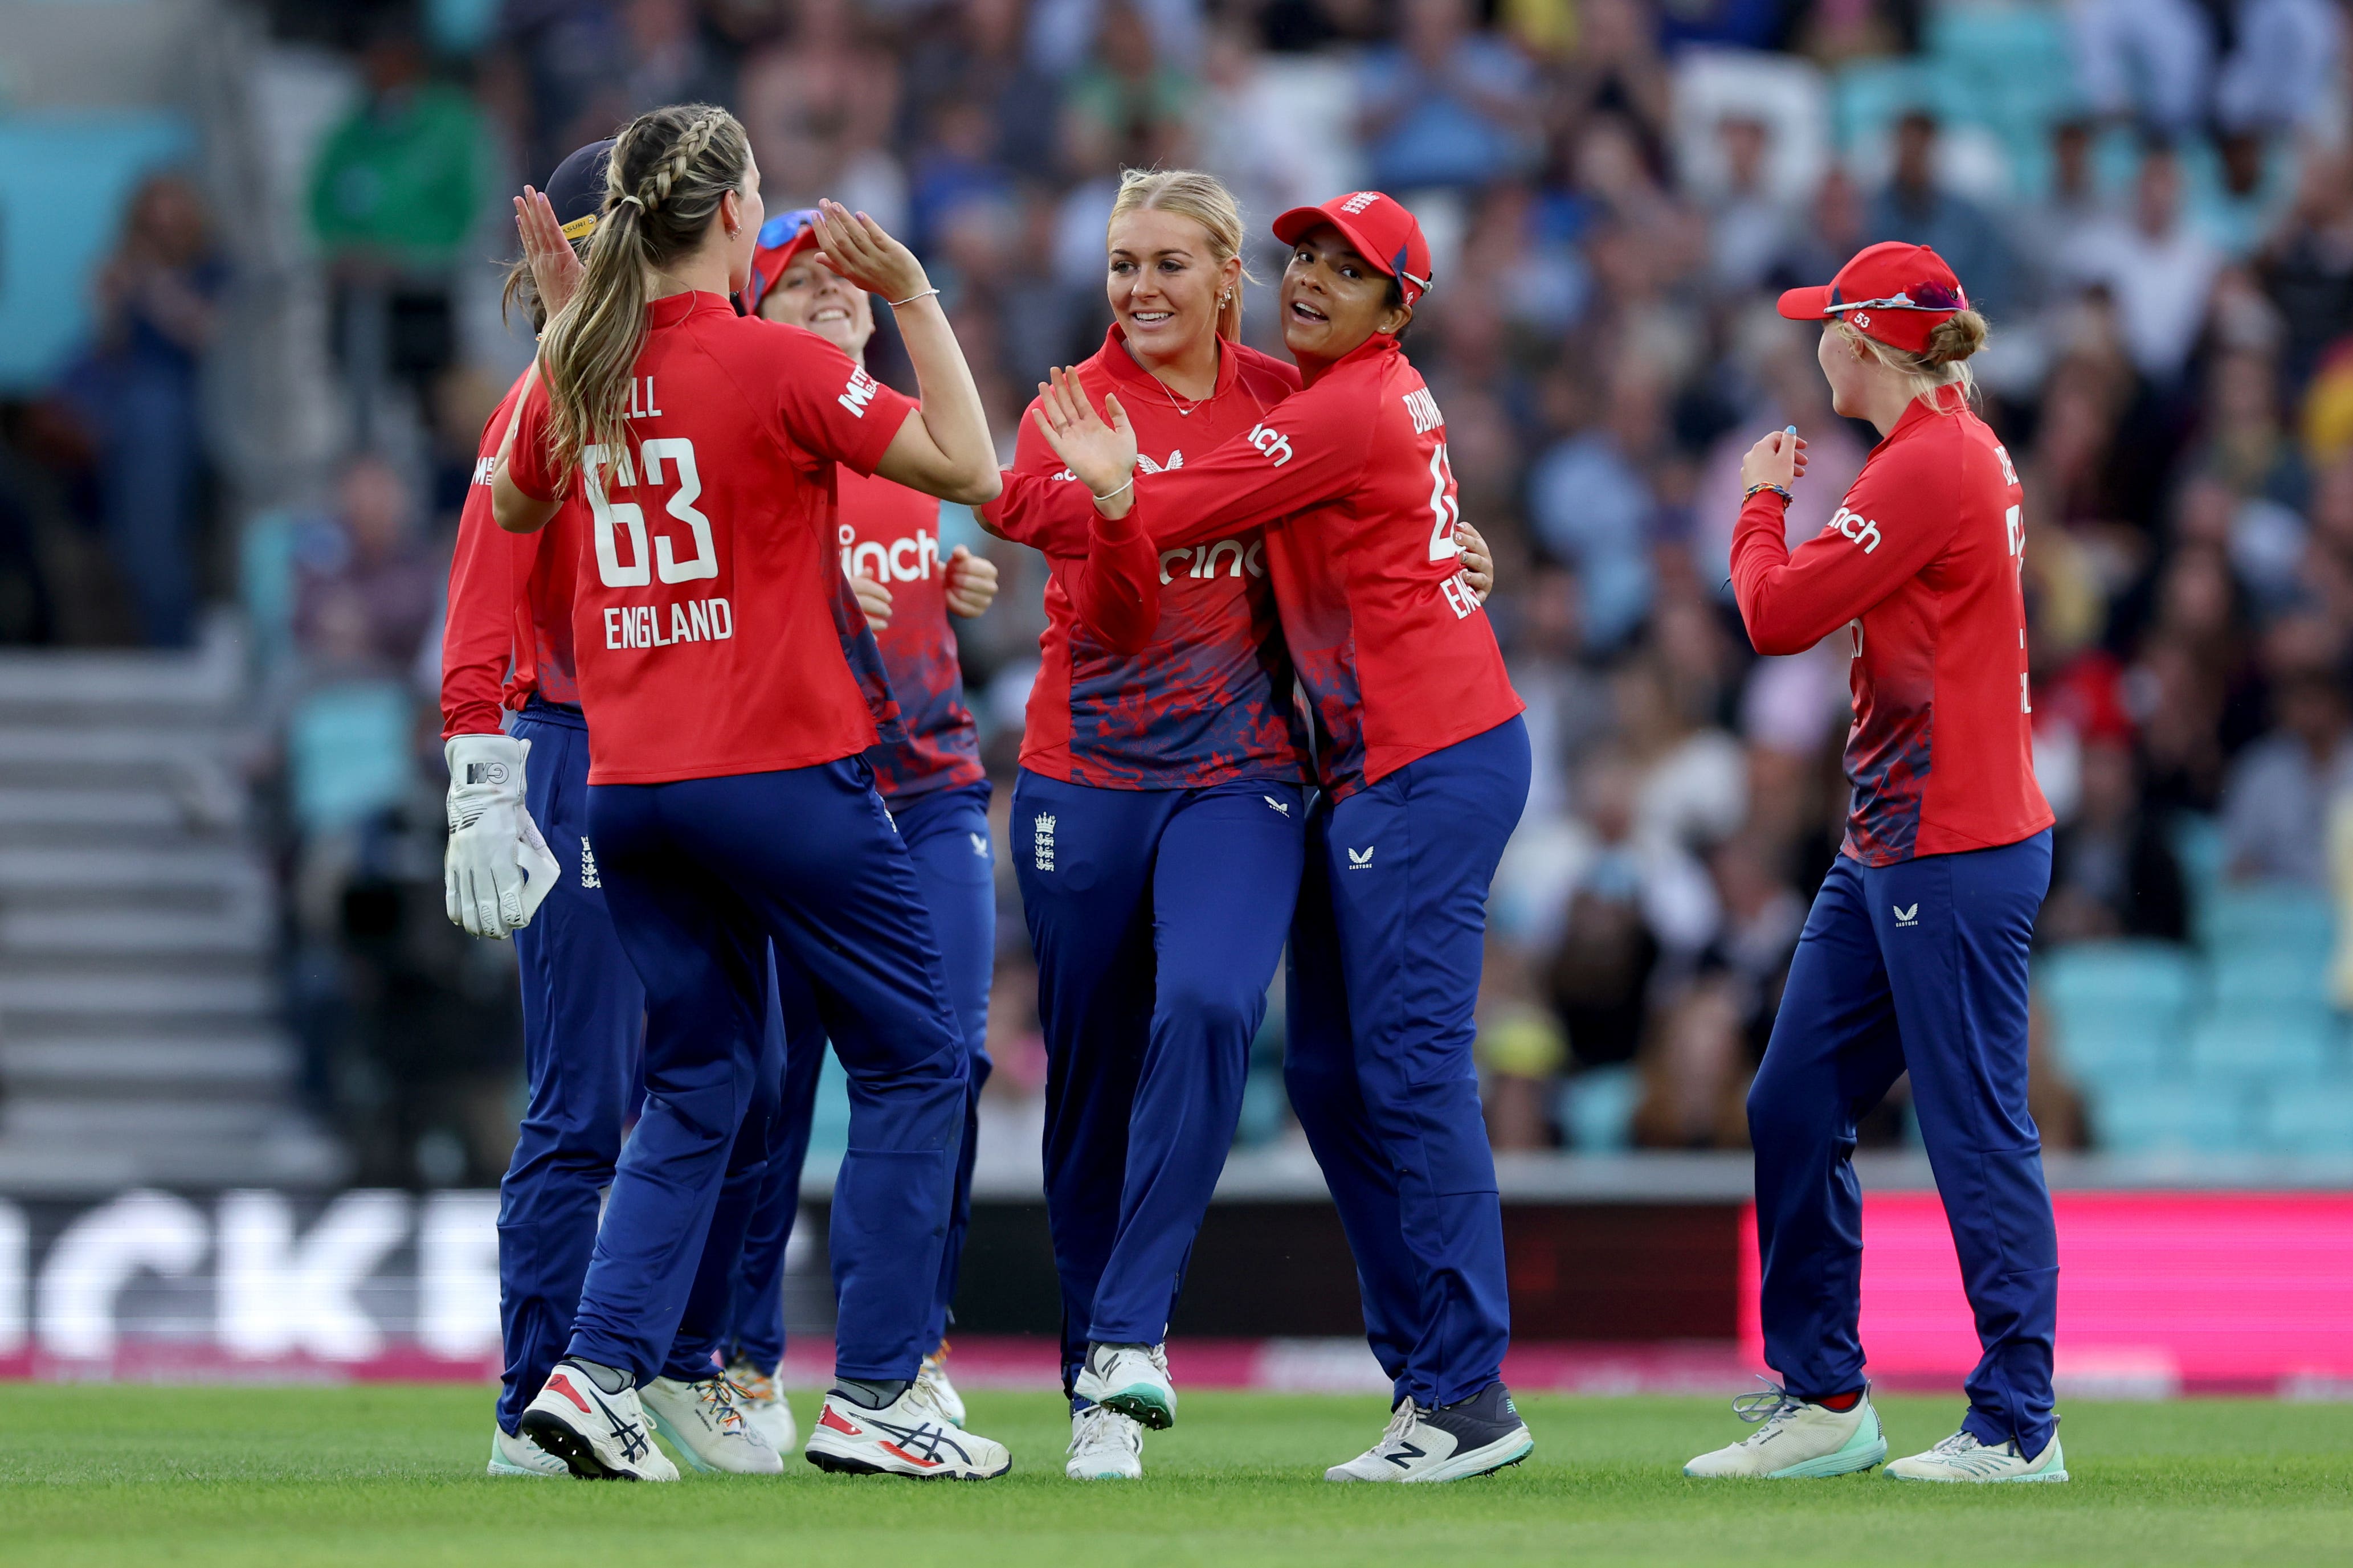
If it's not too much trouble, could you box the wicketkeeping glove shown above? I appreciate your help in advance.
[443,734,562,939]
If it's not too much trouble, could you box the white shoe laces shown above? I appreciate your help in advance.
[1728,1378,1810,1444]
[1070,1405,1141,1457]
[1372,1399,1419,1453]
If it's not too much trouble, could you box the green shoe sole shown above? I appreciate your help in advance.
[1094,1385,1176,1431]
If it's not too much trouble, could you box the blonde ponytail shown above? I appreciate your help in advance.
[538,104,749,481]
[1834,308,1990,412]
[1107,168,1253,342]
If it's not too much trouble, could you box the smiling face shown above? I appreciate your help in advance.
[756,244,876,357]
[1280,224,1410,362]
[1106,205,1234,361]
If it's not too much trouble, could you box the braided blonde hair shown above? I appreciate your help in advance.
[1832,309,1991,413]
[539,104,750,480]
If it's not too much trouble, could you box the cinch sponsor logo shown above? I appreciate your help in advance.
[1247,423,1293,467]
[839,366,881,417]
[1825,505,1882,555]
[604,597,733,649]
[839,524,942,583]
[1158,538,1265,584]
[1403,387,1443,435]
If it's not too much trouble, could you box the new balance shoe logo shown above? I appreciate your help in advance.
[1893,903,1918,927]
[1264,796,1290,816]
[1032,813,1057,873]
[579,837,600,889]
[1348,846,1375,869]
[1384,1441,1425,1468]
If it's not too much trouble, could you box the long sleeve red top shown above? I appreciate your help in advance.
[1730,386,2052,865]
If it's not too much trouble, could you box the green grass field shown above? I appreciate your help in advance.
[1,1386,2346,1566]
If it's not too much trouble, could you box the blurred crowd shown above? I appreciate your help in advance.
[10,0,2353,1177]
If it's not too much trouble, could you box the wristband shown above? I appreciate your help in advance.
[1093,476,1135,504]
[1744,482,1794,504]
[890,286,941,308]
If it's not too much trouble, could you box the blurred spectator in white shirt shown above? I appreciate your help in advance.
[2070,0,2215,136]
[2213,0,2344,135]
[2062,145,2224,383]
[1705,114,1791,293]
[2221,664,2353,884]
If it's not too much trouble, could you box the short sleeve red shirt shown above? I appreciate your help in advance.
[505,292,917,785]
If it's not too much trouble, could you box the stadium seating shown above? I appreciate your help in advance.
[1558,1063,1640,1153]
[2089,1080,2254,1154]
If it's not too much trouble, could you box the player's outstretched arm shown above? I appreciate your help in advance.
[812,200,998,505]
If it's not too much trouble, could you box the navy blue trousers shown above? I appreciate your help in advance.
[571,759,969,1384]
[496,711,783,1425]
[1285,716,1529,1410]
[724,780,998,1371]
[1749,831,2057,1453]
[1010,771,1306,1399]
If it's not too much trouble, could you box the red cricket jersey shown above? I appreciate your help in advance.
[505,291,917,785]
[991,334,1520,797]
[441,373,589,738]
[988,325,1309,789]
[836,465,985,800]
[1730,385,2053,864]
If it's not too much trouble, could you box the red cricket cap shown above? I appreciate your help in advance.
[1272,191,1433,309]
[744,207,822,315]
[1776,241,1970,354]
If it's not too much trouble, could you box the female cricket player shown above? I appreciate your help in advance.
[444,140,800,1480]
[1682,240,2064,1484]
[705,210,1006,1448]
[488,103,1013,1481]
[1005,190,1535,1484]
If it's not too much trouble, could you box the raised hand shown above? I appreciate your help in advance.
[1740,426,1809,493]
[513,185,586,320]
[850,572,893,632]
[1031,365,1137,501]
[810,198,930,306]
[944,544,999,619]
[1455,521,1495,604]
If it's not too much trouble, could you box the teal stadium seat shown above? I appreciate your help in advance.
[2196,883,2336,963]
[2088,1081,2253,1153]
[2186,1010,2336,1080]
[1558,1064,1639,1153]
[2211,952,2335,1013]
[2259,1083,2353,1156]
[2035,941,2196,1079]
[1923,2,2081,195]
[287,680,416,836]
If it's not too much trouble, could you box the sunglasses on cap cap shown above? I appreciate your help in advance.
[1776,241,1969,354]
[742,208,823,314]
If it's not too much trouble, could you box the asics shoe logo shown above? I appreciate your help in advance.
[871,1416,974,1468]
[547,1372,591,1415]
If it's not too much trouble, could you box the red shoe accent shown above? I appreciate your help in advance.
[880,1442,941,1468]
[819,1405,864,1437]
[546,1373,592,1415]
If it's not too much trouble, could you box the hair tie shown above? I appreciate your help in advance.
[615,193,646,210]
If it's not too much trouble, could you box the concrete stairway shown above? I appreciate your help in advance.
[0,626,345,1191]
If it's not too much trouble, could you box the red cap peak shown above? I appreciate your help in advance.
[1776,241,1970,354]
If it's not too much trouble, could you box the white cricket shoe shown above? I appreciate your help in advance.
[640,1373,783,1474]
[1072,1341,1176,1430]
[725,1359,799,1455]
[1886,1428,2068,1483]
[1065,1404,1144,1480]
[488,1424,569,1476]
[803,1388,1011,1480]
[1326,1383,1534,1483]
[1684,1383,1887,1479]
[518,1361,680,1481]
[915,1340,967,1427]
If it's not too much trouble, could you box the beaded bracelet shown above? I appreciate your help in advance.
[1744,482,1794,504]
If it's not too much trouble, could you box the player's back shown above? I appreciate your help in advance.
[507,290,917,785]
